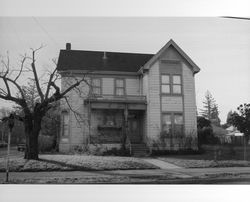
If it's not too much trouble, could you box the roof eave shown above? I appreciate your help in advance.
[142,39,201,74]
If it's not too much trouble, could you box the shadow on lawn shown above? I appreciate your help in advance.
[38,158,98,171]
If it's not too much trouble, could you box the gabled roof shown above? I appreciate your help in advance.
[143,39,200,73]
[57,50,154,72]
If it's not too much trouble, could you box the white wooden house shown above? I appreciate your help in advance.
[57,39,200,155]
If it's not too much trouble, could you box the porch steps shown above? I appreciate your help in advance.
[131,144,149,157]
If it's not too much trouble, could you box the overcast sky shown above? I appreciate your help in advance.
[0,17,249,123]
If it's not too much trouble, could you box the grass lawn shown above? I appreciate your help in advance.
[0,154,158,172]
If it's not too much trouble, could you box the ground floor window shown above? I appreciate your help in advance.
[162,112,184,138]
[62,111,69,137]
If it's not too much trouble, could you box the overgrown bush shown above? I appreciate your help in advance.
[38,135,55,152]
[151,148,203,156]
[198,126,220,145]
[103,147,130,156]
[72,145,88,154]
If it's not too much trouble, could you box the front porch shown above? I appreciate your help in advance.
[84,95,146,146]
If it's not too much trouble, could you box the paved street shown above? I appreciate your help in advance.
[1,166,250,184]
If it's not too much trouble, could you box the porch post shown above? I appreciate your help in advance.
[87,101,91,145]
[122,104,129,151]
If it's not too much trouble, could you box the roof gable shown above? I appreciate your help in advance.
[143,39,200,73]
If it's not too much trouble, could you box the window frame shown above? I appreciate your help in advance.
[114,78,126,96]
[61,111,69,137]
[161,74,171,94]
[161,112,184,138]
[172,74,182,95]
[160,74,182,95]
[91,77,102,95]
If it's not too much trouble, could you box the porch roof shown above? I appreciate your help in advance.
[84,97,147,110]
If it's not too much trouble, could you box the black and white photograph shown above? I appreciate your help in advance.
[0,0,249,201]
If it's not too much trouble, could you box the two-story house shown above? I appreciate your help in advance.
[57,39,200,155]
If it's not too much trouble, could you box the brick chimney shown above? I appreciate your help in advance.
[66,43,71,50]
[103,51,107,60]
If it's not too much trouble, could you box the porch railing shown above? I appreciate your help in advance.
[87,94,147,102]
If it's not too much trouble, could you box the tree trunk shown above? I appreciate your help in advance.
[24,114,42,160]
[24,129,39,160]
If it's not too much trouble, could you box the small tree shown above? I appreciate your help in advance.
[0,46,89,159]
[228,103,250,159]
[200,90,220,125]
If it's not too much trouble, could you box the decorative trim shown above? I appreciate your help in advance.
[59,70,140,76]
[142,39,200,73]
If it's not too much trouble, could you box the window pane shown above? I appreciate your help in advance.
[173,75,181,84]
[161,75,170,84]
[174,114,183,124]
[62,112,69,136]
[162,114,172,136]
[161,84,170,93]
[106,115,115,126]
[173,85,181,94]
[174,125,183,137]
[93,87,101,95]
[162,124,172,134]
[63,125,69,137]
[162,114,171,125]
[116,79,124,87]
[116,88,124,96]
[93,78,101,87]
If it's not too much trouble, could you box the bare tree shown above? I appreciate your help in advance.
[0,46,88,160]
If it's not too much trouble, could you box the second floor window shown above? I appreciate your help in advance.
[172,75,182,94]
[115,79,125,96]
[161,74,182,95]
[92,78,101,95]
[161,75,170,94]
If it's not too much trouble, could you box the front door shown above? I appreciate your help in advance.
[128,112,142,143]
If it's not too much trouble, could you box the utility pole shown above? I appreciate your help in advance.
[5,114,14,183]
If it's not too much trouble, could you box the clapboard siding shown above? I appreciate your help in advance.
[161,96,183,112]
[142,74,148,143]
[147,61,161,140]
[183,62,197,136]
[142,74,148,96]
[126,78,140,95]
[60,76,90,149]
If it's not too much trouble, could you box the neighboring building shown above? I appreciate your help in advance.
[57,39,200,154]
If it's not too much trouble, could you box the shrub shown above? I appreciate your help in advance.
[151,148,203,156]
[38,135,55,152]
[103,147,130,156]
[198,126,220,145]
[72,145,88,154]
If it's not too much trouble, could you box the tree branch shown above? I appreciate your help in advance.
[45,67,57,99]
[63,96,82,124]
[14,55,27,82]
[30,45,45,102]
